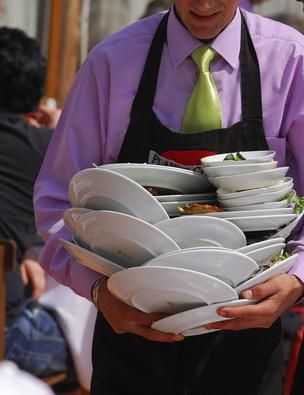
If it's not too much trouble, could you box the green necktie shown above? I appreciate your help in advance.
[182,46,222,133]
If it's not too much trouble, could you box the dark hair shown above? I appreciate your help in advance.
[0,27,46,113]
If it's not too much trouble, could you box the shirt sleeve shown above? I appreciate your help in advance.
[281,58,304,283]
[34,52,110,300]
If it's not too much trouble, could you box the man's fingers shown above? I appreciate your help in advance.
[241,280,279,301]
[130,325,184,343]
[205,317,269,331]
[217,299,277,319]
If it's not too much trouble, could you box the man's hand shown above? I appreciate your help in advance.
[205,274,304,331]
[24,104,61,129]
[97,278,184,342]
[20,259,46,299]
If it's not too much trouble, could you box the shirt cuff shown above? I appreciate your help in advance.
[288,251,304,303]
[70,261,104,301]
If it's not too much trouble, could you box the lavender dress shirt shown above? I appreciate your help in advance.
[34,8,304,301]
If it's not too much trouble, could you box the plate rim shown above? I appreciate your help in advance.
[68,167,169,224]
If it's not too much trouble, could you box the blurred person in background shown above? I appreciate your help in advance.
[34,1,304,394]
[240,0,268,11]
[0,26,73,380]
[141,0,172,18]
[270,13,304,33]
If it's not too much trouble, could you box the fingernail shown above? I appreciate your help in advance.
[175,335,184,341]
[219,309,227,317]
[242,290,253,299]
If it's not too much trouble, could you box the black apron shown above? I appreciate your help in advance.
[91,12,283,395]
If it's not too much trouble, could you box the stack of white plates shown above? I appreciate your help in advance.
[99,163,216,217]
[99,163,213,194]
[60,159,299,336]
[69,165,214,222]
[199,151,297,232]
[61,208,248,274]
[107,244,298,336]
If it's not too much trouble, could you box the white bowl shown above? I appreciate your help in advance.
[60,239,124,277]
[151,299,258,335]
[201,150,276,167]
[99,163,213,194]
[221,200,290,211]
[143,248,258,288]
[154,215,246,249]
[218,187,294,207]
[225,214,297,232]
[202,161,277,178]
[217,177,293,199]
[74,210,180,268]
[208,167,289,191]
[63,207,92,234]
[245,243,286,266]
[238,238,285,254]
[68,168,169,224]
[108,266,238,314]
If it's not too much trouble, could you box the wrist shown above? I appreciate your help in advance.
[91,277,106,309]
[291,275,304,302]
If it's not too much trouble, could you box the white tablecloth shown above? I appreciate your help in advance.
[39,275,96,391]
[0,361,54,395]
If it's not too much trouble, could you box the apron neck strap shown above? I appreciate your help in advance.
[131,10,263,122]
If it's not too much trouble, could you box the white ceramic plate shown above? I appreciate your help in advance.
[151,299,258,334]
[143,248,258,287]
[108,266,238,309]
[225,214,298,232]
[194,208,294,219]
[218,187,294,208]
[68,168,169,224]
[161,199,217,217]
[63,207,92,234]
[203,161,277,178]
[222,200,289,211]
[270,212,304,240]
[60,239,124,276]
[208,167,289,191]
[201,151,275,167]
[238,238,285,254]
[99,163,213,194]
[245,243,286,266]
[131,289,208,314]
[154,216,246,249]
[74,210,180,268]
[156,193,216,203]
[235,254,299,294]
[217,177,293,199]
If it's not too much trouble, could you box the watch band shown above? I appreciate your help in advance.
[91,277,104,309]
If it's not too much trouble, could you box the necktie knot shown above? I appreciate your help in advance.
[182,45,222,133]
[192,46,217,73]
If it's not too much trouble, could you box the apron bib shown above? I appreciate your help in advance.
[91,12,283,395]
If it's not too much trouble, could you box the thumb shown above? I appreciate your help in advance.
[241,281,276,300]
[20,264,29,285]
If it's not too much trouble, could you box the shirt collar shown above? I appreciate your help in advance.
[167,6,241,70]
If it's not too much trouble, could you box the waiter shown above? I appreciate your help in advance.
[34,1,304,394]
